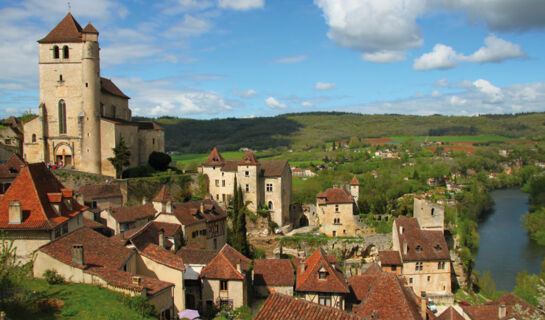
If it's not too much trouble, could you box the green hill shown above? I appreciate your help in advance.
[139,112,545,153]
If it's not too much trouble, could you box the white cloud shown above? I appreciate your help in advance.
[414,44,459,70]
[315,82,336,91]
[473,79,504,103]
[449,95,467,106]
[301,101,314,107]
[165,14,212,37]
[431,90,442,97]
[265,97,287,109]
[362,50,406,63]
[434,78,449,87]
[462,34,524,63]
[218,0,265,10]
[233,89,258,98]
[271,55,307,64]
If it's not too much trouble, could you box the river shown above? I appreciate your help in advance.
[473,188,545,291]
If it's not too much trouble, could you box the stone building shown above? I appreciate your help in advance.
[76,183,124,211]
[23,13,164,177]
[0,153,25,193]
[201,148,292,227]
[177,245,217,310]
[253,259,295,297]
[0,117,23,155]
[316,177,366,237]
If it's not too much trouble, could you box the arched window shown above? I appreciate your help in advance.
[268,201,273,210]
[62,46,69,59]
[58,100,67,134]
[32,134,36,142]
[53,46,59,59]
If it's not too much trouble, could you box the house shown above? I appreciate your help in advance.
[200,244,251,314]
[33,227,175,319]
[253,259,295,297]
[0,162,87,262]
[413,197,445,232]
[23,13,164,177]
[0,153,25,193]
[254,293,366,320]
[116,220,183,253]
[316,177,366,237]
[201,148,292,227]
[460,293,544,320]
[77,183,124,210]
[295,248,350,310]
[436,306,465,320]
[0,117,23,155]
[100,202,155,235]
[177,245,217,310]
[378,250,402,276]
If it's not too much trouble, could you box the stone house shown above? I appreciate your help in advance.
[0,117,23,155]
[0,162,87,262]
[413,197,445,232]
[200,244,251,314]
[316,177,366,237]
[77,183,124,211]
[201,148,292,227]
[33,227,175,319]
[253,259,295,297]
[377,250,402,276]
[0,153,25,193]
[23,13,164,177]
[295,248,350,310]
[176,245,217,310]
[100,203,155,235]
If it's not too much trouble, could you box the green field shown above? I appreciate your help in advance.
[389,135,525,143]
[172,151,248,165]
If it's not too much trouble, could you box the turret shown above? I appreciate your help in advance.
[238,152,261,212]
[349,176,360,204]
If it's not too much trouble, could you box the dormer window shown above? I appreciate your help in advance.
[318,266,327,280]
[434,244,442,251]
[53,46,59,59]
[416,245,423,252]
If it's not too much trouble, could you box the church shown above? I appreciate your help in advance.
[23,13,164,177]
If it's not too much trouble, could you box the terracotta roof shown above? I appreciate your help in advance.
[460,293,543,320]
[77,183,122,201]
[161,199,227,226]
[350,176,360,185]
[38,13,83,43]
[317,188,354,204]
[82,23,98,34]
[253,259,295,287]
[139,243,185,271]
[437,306,465,320]
[83,217,106,230]
[255,293,366,320]
[177,247,216,265]
[153,186,175,203]
[296,248,349,294]
[203,147,225,166]
[241,152,259,165]
[118,221,179,251]
[351,273,423,320]
[260,160,288,177]
[394,217,449,262]
[100,78,129,99]
[378,250,402,266]
[0,163,86,230]
[85,265,173,296]
[200,244,250,280]
[151,221,182,237]
[363,263,382,274]
[0,153,25,179]
[109,203,155,224]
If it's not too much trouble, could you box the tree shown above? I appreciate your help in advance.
[108,136,131,178]
[228,177,249,257]
[0,232,29,307]
[148,151,172,171]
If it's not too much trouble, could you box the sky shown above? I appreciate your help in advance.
[0,0,545,119]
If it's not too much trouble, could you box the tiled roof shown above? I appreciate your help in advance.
[85,265,173,296]
[100,78,130,99]
[218,243,251,272]
[203,147,225,166]
[0,153,25,179]
[139,243,185,271]
[82,23,98,34]
[151,221,182,237]
[162,199,227,226]
[38,13,83,43]
[118,221,178,251]
[363,263,382,274]
[77,183,122,201]
[177,247,216,265]
[255,293,366,320]
[436,306,465,320]
[241,152,258,165]
[0,163,86,230]
[253,259,295,287]
[153,186,175,203]
[200,244,250,280]
[394,217,449,262]
[203,148,288,176]
[83,217,106,230]
[351,273,423,320]
[100,117,163,130]
[296,248,349,294]
[109,203,155,223]
[317,188,354,204]
[378,250,402,266]
[460,293,543,320]
[350,176,360,185]
[260,160,288,177]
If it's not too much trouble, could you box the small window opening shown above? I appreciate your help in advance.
[53,46,59,59]
[62,46,69,59]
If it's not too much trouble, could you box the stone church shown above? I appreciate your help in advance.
[23,13,164,177]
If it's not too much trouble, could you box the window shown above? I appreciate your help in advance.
[62,223,68,234]
[318,295,331,307]
[192,231,198,238]
[431,208,435,216]
[333,218,341,225]
[409,278,413,284]
[416,245,423,252]
[438,261,446,270]
[427,276,431,282]
[266,183,273,192]
[215,180,220,187]
[220,280,228,291]
[53,45,59,59]
[335,204,339,212]
[332,231,336,237]
[268,201,273,210]
[32,134,36,142]
[58,100,67,134]
[415,262,423,271]
[244,171,249,177]
[100,103,104,116]
[216,194,219,200]
[55,228,61,238]
[222,180,225,187]
[152,138,155,145]
[222,194,225,202]
[58,74,63,82]
[214,238,217,250]
[392,265,397,271]
[122,264,127,272]
[62,45,69,59]
[245,184,249,192]
[319,271,327,280]
[200,229,207,236]
[112,105,117,118]
[91,200,97,209]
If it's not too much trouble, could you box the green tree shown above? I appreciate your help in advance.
[228,177,249,256]
[148,151,172,171]
[109,136,131,178]
[478,270,496,299]
[0,232,29,307]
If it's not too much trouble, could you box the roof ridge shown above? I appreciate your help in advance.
[26,165,50,222]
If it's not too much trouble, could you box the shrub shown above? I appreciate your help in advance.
[122,165,155,178]
[148,152,172,171]
[43,269,64,285]
[252,248,266,259]
[121,294,158,317]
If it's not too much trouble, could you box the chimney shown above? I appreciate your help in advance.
[200,202,205,213]
[166,201,172,214]
[251,270,255,282]
[71,244,84,266]
[142,197,147,205]
[132,276,142,286]
[498,304,506,318]
[300,263,305,275]
[420,292,427,319]
[403,240,408,255]
[159,229,165,248]
[8,200,22,224]
[236,263,241,273]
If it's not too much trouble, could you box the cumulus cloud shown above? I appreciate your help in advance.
[414,44,459,70]
[301,101,314,107]
[315,82,336,91]
[431,90,442,97]
[473,79,504,103]
[362,50,406,63]
[271,55,307,64]
[233,89,258,98]
[165,14,212,37]
[265,97,287,109]
[218,0,265,10]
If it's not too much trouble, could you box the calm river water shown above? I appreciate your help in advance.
[473,189,545,291]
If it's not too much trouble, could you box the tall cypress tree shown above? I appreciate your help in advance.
[236,185,249,256]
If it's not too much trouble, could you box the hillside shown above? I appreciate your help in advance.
[138,112,545,153]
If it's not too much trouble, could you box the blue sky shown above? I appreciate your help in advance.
[0,0,545,119]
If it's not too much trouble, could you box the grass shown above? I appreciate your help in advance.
[389,135,525,143]
[4,278,155,320]
[172,151,249,165]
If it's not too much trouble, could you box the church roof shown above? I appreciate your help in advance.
[100,78,130,99]
[38,13,83,44]
[82,23,99,34]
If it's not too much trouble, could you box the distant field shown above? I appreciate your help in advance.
[389,135,524,143]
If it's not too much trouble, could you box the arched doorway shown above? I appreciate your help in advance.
[54,143,73,168]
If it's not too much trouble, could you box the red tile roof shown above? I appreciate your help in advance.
[461,293,543,320]
[260,160,289,177]
[82,23,98,34]
[394,217,449,262]
[100,78,129,99]
[203,147,225,166]
[255,293,366,320]
[0,163,86,230]
[436,306,464,320]
[153,185,175,203]
[139,243,185,271]
[160,199,227,226]
[85,265,173,296]
[350,176,360,185]
[378,250,402,266]
[77,183,122,201]
[38,13,83,43]
[0,153,25,179]
[202,148,288,177]
[253,259,295,287]
[241,152,258,165]
[296,248,349,294]
[83,217,106,230]
[200,244,250,280]
[363,263,382,274]
[317,188,354,204]
[110,203,155,223]
[117,221,179,251]
[177,247,216,265]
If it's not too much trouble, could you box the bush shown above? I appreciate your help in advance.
[122,165,155,178]
[121,294,157,317]
[43,269,64,285]
[148,152,172,171]
[252,248,266,259]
